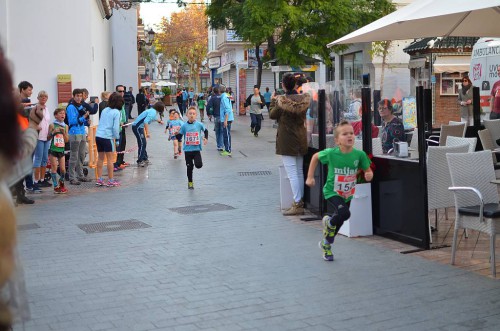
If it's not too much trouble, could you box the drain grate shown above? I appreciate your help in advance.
[17,223,40,231]
[77,219,151,234]
[169,203,235,215]
[238,171,272,176]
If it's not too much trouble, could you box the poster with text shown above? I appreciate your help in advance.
[402,97,417,130]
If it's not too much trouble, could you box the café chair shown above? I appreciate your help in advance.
[483,119,500,148]
[446,136,477,153]
[449,120,468,136]
[426,144,469,243]
[478,129,500,175]
[447,150,500,277]
[409,129,418,151]
[354,138,383,155]
[426,123,466,146]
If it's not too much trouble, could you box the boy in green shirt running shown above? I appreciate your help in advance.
[306,121,373,261]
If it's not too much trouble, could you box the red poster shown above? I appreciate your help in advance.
[238,68,246,115]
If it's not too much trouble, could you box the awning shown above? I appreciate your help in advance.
[408,58,426,69]
[217,64,231,74]
[433,55,471,73]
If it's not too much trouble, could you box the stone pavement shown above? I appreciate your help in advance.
[13,111,500,331]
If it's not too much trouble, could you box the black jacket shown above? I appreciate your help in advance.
[206,93,222,117]
[136,93,147,109]
[245,93,265,109]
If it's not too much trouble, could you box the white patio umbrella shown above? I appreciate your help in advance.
[156,81,177,87]
[141,82,152,87]
[328,0,500,46]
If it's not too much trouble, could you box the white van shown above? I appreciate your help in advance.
[470,37,500,113]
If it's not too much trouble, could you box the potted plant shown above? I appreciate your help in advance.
[162,87,172,106]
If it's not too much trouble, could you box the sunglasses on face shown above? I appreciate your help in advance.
[117,90,125,92]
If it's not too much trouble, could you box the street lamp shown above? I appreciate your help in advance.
[147,28,155,45]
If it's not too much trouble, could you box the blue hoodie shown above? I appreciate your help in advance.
[220,93,234,122]
[66,101,87,135]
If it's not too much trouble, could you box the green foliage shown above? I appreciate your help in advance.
[162,87,172,95]
[206,0,394,67]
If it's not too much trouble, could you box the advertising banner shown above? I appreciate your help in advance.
[470,38,500,111]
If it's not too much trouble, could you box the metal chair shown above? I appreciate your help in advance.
[446,136,477,153]
[409,129,418,150]
[426,123,466,146]
[426,144,469,243]
[447,150,500,277]
[483,119,500,148]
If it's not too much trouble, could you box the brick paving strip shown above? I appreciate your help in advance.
[13,116,500,331]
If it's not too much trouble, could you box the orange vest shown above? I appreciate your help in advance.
[17,114,29,131]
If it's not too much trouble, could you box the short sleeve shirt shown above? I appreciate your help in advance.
[318,147,371,201]
[180,121,206,152]
[250,95,262,114]
[491,80,500,113]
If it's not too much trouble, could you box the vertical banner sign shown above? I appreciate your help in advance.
[57,74,72,105]
[238,68,246,115]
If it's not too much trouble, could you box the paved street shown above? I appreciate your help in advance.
[13,113,500,331]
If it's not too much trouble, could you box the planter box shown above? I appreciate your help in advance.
[339,183,373,237]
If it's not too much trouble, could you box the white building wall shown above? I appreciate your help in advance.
[111,7,138,92]
[0,0,116,113]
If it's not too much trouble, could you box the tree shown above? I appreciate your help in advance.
[368,1,396,94]
[155,4,207,91]
[206,0,394,87]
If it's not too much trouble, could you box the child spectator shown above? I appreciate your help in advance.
[179,106,208,189]
[95,92,122,187]
[132,101,165,167]
[32,90,52,188]
[305,121,373,261]
[47,108,69,194]
[197,94,206,122]
[165,110,183,159]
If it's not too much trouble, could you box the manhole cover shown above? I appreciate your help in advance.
[238,171,272,176]
[77,219,151,234]
[169,203,235,215]
[17,223,40,231]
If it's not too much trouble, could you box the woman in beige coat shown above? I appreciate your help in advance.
[270,73,311,215]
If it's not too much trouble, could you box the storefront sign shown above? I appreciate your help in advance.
[208,57,221,69]
[226,30,242,42]
[57,74,72,105]
[247,48,265,68]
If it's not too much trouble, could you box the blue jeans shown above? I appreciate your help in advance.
[214,117,223,149]
[250,113,262,134]
[222,121,232,152]
[33,140,51,167]
[132,125,148,162]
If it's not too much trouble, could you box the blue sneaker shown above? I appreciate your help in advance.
[318,240,334,261]
[26,183,42,194]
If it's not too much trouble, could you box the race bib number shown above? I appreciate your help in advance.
[185,132,200,145]
[54,133,65,148]
[169,125,180,136]
[334,174,356,199]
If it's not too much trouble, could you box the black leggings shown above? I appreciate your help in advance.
[185,151,203,182]
[324,196,351,244]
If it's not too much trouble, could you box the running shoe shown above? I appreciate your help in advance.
[60,186,68,194]
[174,153,178,159]
[122,162,131,166]
[254,132,258,137]
[251,127,254,133]
[106,179,121,187]
[220,151,232,157]
[26,184,42,194]
[39,180,52,188]
[318,240,334,261]
[188,182,194,190]
[138,161,146,167]
[113,166,123,172]
[96,178,105,186]
[54,186,66,194]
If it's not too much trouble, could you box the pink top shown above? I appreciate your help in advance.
[38,106,51,141]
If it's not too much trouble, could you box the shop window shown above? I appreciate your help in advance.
[440,72,465,95]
